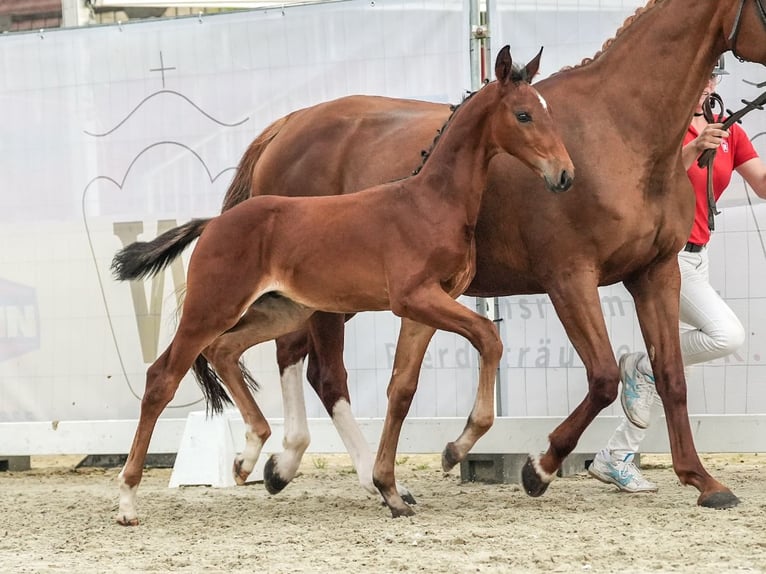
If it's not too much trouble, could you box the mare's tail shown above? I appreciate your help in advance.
[185,117,290,413]
[192,355,260,415]
[220,114,291,212]
[111,218,211,281]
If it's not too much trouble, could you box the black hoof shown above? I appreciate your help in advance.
[521,456,550,498]
[441,442,460,472]
[699,490,741,509]
[401,491,417,506]
[263,455,289,495]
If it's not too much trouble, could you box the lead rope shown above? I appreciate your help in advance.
[696,84,766,230]
[699,93,725,231]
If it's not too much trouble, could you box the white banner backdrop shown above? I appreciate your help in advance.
[2,0,765,455]
[0,0,470,426]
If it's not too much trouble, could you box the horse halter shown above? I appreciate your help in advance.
[728,0,766,61]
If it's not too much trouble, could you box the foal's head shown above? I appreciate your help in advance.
[491,45,574,193]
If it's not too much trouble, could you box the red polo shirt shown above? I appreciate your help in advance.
[684,122,758,245]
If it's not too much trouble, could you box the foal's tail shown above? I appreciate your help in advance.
[111,218,211,281]
[192,355,260,415]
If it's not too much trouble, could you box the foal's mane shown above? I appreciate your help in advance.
[555,0,662,74]
[412,64,530,176]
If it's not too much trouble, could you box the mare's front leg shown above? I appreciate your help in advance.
[521,274,620,497]
[625,260,739,508]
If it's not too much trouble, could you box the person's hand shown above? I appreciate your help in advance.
[693,122,729,154]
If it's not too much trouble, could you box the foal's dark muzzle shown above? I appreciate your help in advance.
[546,169,574,193]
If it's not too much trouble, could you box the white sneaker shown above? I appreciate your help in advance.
[588,449,658,493]
[619,352,657,429]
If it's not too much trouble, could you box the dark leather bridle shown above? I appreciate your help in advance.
[695,0,766,230]
[728,0,766,62]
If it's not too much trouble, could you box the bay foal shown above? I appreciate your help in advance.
[112,46,573,524]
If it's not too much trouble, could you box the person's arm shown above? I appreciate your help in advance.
[682,123,729,170]
[736,157,766,199]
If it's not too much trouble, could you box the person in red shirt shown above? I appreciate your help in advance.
[588,61,766,492]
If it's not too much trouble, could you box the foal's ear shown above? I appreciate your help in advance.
[524,47,543,82]
[495,45,513,84]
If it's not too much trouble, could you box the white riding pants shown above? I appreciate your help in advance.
[607,246,745,456]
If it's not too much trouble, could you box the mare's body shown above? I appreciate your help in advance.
[202,0,766,511]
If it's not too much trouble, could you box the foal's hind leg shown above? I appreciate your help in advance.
[626,264,739,508]
[204,297,315,486]
[118,321,237,526]
[520,276,621,498]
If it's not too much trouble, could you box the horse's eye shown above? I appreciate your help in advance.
[515,112,532,123]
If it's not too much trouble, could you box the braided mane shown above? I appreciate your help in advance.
[413,64,529,176]
[556,0,662,74]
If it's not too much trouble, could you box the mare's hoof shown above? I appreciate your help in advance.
[699,490,741,509]
[441,442,461,472]
[263,455,289,495]
[521,456,550,498]
[232,458,249,486]
[116,515,139,527]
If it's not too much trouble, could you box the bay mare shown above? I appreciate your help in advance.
[112,48,574,524]
[193,0,766,514]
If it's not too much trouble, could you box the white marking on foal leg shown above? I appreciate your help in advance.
[530,453,557,484]
[271,361,310,482]
[234,426,265,484]
[117,469,139,525]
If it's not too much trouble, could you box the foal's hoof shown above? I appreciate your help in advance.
[441,442,461,472]
[263,454,290,495]
[521,456,551,498]
[232,458,250,486]
[116,515,139,527]
[401,490,417,506]
[699,490,741,509]
[389,504,416,518]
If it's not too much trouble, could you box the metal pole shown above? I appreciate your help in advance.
[61,0,90,28]
[468,0,503,416]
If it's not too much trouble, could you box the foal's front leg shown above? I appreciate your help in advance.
[373,318,437,517]
[375,289,504,517]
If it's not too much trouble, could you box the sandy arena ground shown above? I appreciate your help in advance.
[0,453,764,574]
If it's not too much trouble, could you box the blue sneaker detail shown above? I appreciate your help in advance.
[588,449,658,493]
[619,352,657,429]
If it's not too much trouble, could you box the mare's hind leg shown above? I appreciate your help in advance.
[268,312,416,502]
[375,289,503,517]
[520,275,620,498]
[203,295,315,486]
[625,262,738,508]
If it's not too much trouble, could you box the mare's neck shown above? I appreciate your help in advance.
[549,0,726,153]
[409,85,498,222]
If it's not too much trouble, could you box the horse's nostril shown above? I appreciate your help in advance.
[560,170,573,190]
